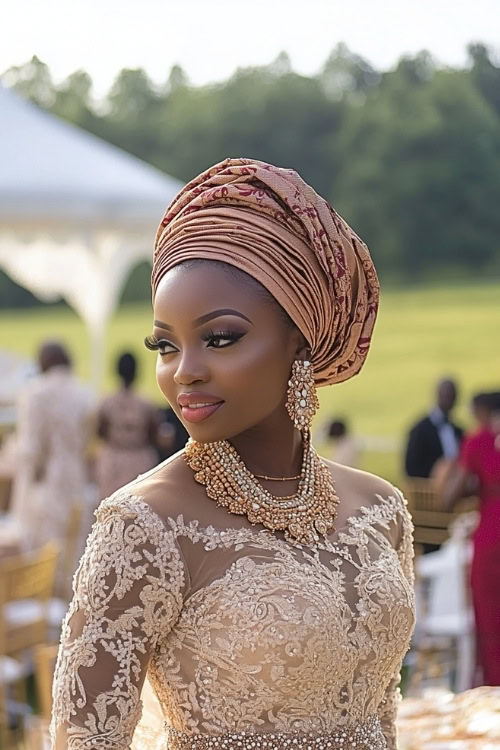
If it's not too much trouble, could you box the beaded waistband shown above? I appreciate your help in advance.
[166,715,385,750]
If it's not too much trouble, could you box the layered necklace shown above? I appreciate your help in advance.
[184,434,339,545]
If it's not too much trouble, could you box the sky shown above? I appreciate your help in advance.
[2,0,499,97]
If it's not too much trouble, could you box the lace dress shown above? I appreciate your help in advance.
[50,468,415,750]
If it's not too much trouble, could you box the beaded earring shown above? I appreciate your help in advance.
[285,360,319,432]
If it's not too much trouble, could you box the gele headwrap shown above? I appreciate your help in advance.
[153,158,379,386]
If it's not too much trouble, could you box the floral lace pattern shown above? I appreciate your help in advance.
[51,487,415,750]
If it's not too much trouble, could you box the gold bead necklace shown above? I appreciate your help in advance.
[254,473,301,481]
[184,435,339,545]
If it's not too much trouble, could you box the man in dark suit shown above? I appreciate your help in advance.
[405,378,464,478]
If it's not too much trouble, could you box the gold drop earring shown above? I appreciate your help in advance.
[285,360,319,432]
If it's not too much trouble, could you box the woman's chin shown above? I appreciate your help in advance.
[183,421,232,445]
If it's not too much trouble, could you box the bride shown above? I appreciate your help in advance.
[50,158,415,750]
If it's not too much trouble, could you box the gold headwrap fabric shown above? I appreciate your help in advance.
[153,158,379,387]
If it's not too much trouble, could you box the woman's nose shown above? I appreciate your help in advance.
[173,351,209,386]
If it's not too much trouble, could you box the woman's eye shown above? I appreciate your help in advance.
[144,335,177,355]
[145,331,244,354]
[203,331,244,349]
[208,336,233,348]
[157,342,177,355]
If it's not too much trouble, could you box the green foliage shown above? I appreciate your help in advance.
[2,43,500,308]
[119,261,152,303]
[468,43,500,118]
[334,59,500,277]
[2,55,55,107]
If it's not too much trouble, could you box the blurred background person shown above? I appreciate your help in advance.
[326,418,361,468]
[444,390,500,685]
[470,392,495,431]
[405,377,463,479]
[156,405,189,462]
[95,351,159,499]
[8,340,96,551]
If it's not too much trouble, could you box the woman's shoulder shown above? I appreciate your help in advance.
[96,450,192,528]
[87,460,190,596]
[322,459,412,553]
[322,458,409,522]
[323,457,398,500]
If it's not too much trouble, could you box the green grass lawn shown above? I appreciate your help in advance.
[1,280,499,484]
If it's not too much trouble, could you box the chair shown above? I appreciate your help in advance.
[0,543,59,657]
[405,478,477,546]
[34,645,59,721]
[2,504,83,652]
[0,644,29,748]
[412,512,478,692]
[0,545,58,746]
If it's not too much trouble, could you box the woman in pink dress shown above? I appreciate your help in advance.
[95,352,159,499]
[445,391,500,685]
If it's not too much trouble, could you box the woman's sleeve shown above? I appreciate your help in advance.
[378,489,415,750]
[50,494,187,750]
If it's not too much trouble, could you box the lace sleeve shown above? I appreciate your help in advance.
[378,488,415,750]
[50,494,186,750]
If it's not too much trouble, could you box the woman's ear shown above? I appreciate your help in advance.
[293,332,311,362]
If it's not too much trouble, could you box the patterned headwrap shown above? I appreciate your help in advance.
[153,158,379,387]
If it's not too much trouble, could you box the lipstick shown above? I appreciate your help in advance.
[178,393,224,424]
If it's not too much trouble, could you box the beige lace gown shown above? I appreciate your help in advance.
[11,365,96,553]
[50,461,415,750]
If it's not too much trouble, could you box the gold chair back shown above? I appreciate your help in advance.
[34,644,59,720]
[0,543,59,656]
[405,478,476,546]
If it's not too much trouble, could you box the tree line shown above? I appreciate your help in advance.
[2,44,500,306]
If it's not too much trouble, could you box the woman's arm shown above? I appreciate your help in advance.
[442,435,479,511]
[441,463,472,511]
[50,495,186,750]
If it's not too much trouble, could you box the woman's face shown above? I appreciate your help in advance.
[149,263,304,443]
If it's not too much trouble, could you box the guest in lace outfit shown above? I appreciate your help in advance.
[95,352,159,499]
[11,341,95,553]
[51,159,416,750]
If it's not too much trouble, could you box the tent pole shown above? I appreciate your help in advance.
[89,322,107,393]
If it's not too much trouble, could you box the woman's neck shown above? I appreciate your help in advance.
[228,413,304,478]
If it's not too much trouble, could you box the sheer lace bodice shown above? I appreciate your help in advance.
[50,469,415,750]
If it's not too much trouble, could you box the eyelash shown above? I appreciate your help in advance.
[144,330,244,355]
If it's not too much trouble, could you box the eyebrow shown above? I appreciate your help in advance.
[153,309,253,332]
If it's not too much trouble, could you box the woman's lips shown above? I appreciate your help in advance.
[180,402,224,423]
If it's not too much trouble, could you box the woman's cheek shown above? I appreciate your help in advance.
[156,357,172,398]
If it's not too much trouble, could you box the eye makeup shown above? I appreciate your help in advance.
[144,335,176,355]
[144,329,246,354]
[200,329,245,347]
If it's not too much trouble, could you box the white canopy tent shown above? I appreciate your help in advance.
[0,85,183,387]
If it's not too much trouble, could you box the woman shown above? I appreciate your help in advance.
[95,351,159,499]
[50,159,415,750]
[444,391,500,686]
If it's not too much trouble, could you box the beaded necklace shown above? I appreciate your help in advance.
[184,435,339,545]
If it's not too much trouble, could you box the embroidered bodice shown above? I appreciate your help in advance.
[50,475,415,750]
